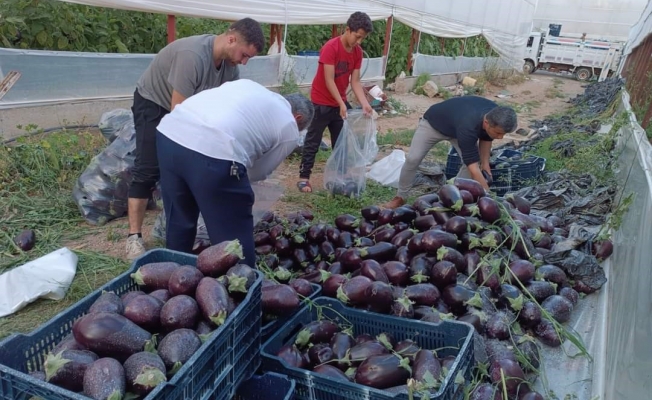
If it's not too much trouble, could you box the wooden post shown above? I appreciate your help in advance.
[277,25,283,48]
[632,40,652,106]
[382,16,393,75]
[406,28,418,72]
[332,24,339,38]
[270,24,277,47]
[167,15,176,43]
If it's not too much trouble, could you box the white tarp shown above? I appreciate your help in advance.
[532,0,647,41]
[52,0,536,69]
[624,0,652,55]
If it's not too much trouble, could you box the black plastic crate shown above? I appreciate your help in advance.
[444,147,546,196]
[260,297,474,400]
[233,372,295,400]
[261,283,323,343]
[0,249,263,400]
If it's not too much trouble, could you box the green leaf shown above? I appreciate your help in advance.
[376,333,393,350]
[35,30,48,46]
[57,36,69,49]
[399,356,412,373]
[115,38,129,53]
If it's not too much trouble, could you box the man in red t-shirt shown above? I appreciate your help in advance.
[297,11,374,192]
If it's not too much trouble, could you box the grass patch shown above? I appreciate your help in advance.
[413,73,431,96]
[377,129,414,146]
[0,129,128,339]
[386,96,408,114]
[282,181,396,223]
[428,142,452,163]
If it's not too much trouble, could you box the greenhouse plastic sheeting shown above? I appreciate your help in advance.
[412,55,503,76]
[286,55,384,85]
[625,0,652,55]
[53,0,536,69]
[533,0,646,41]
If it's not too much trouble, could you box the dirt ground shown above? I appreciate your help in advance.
[65,73,585,260]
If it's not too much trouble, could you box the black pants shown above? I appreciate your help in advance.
[129,89,169,199]
[299,102,351,179]
[156,132,257,265]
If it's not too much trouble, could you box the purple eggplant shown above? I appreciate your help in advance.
[518,301,542,328]
[452,177,486,200]
[391,229,416,247]
[262,284,301,317]
[485,311,514,340]
[364,281,395,313]
[295,320,341,348]
[425,201,453,225]
[120,291,146,305]
[421,229,458,254]
[377,208,395,226]
[149,289,171,304]
[335,214,360,231]
[52,334,87,354]
[88,292,124,315]
[330,332,356,370]
[517,339,541,372]
[44,349,98,392]
[404,283,440,306]
[443,216,468,236]
[308,343,334,366]
[412,349,442,383]
[573,279,598,294]
[436,246,465,271]
[160,295,199,331]
[168,265,204,297]
[394,339,421,360]
[535,264,568,286]
[131,262,181,290]
[83,358,125,400]
[361,242,397,263]
[359,259,390,283]
[390,296,414,318]
[72,312,151,361]
[535,319,562,347]
[541,295,573,323]
[505,194,531,215]
[559,287,579,306]
[196,240,243,277]
[339,247,364,270]
[507,260,535,285]
[409,256,431,284]
[277,344,308,368]
[525,281,556,303]
[319,241,336,261]
[459,309,487,334]
[489,359,527,397]
[337,276,373,305]
[158,328,202,372]
[322,274,348,297]
[354,354,410,389]
[395,246,411,265]
[122,294,164,332]
[274,237,292,257]
[254,231,271,246]
[372,226,396,243]
[459,189,474,204]
[441,284,476,315]
[195,277,231,326]
[415,214,438,232]
[381,261,408,286]
[438,184,464,211]
[123,351,167,396]
[14,229,36,251]
[391,206,417,224]
[592,239,613,260]
[361,205,381,221]
[430,260,458,289]
[289,278,314,297]
[477,197,502,224]
[470,383,504,400]
[313,364,351,381]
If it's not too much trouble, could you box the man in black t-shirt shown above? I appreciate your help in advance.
[383,96,517,209]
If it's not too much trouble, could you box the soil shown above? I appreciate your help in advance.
[65,73,585,260]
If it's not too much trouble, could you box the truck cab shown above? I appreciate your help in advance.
[524,32,543,74]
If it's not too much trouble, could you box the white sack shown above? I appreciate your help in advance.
[366,149,406,188]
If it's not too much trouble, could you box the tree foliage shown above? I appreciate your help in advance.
[0,0,494,82]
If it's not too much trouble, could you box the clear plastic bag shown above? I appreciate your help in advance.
[347,110,378,165]
[98,108,133,143]
[323,118,369,198]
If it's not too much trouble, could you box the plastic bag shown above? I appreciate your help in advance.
[323,119,368,198]
[98,108,133,144]
[366,149,405,188]
[347,110,378,165]
[0,248,78,318]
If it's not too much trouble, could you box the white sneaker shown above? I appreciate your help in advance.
[126,235,147,261]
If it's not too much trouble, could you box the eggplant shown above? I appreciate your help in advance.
[458,203,480,218]
[412,349,442,383]
[131,262,181,290]
[308,343,334,366]
[123,294,164,331]
[440,355,457,371]
[89,292,124,315]
[307,224,327,243]
[436,246,465,272]
[262,284,301,316]
[196,240,244,277]
[294,320,341,348]
[157,328,202,372]
[377,209,395,226]
[425,202,453,225]
[319,241,336,261]
[391,206,417,224]
[452,177,485,199]
[409,256,431,284]
[573,279,598,294]
[330,332,356,370]
[394,339,421,360]
[293,248,310,267]
[459,189,474,204]
[485,339,517,364]
[168,265,204,297]
[378,261,407,287]
[485,311,514,340]
[541,295,573,323]
[535,264,568,286]
[327,262,344,275]
[477,197,502,224]
[591,239,613,260]
[535,319,562,347]
[337,276,373,305]
[354,354,410,389]
[391,229,415,247]
[521,392,545,400]
[414,214,438,232]
[507,260,535,285]
[289,278,314,297]
[260,254,279,270]
[489,359,527,397]
[441,284,476,315]
[83,358,125,400]
[503,225,536,260]
[359,220,376,237]
[404,283,440,306]
[395,246,411,265]
[339,247,364,270]
[274,237,293,257]
[306,243,321,261]
[559,287,579,306]
[322,274,348,297]
[390,296,414,318]
[120,291,146,305]
[359,259,390,283]
[517,339,541,372]
[313,364,351,381]
[149,289,171,303]
[361,205,381,221]
[44,349,98,392]
[475,262,501,293]
[14,229,36,251]
[361,242,397,263]
[497,283,523,311]
[438,184,464,211]
[326,226,341,243]
[518,301,542,328]
[123,351,167,396]
[254,231,271,247]
[195,277,230,326]
[443,216,468,236]
[505,194,531,215]
[459,309,487,334]
[335,214,360,231]
[421,229,458,254]
[415,193,440,205]
[355,334,375,344]
[268,224,285,241]
[52,334,87,354]
[356,237,375,247]
[363,281,394,313]
[160,295,199,331]
[72,312,151,361]
[480,230,503,250]
[277,344,308,368]
[372,226,396,243]
[525,281,556,303]
[430,261,457,289]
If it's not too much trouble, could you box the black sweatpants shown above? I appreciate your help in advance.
[128,89,169,199]
[299,102,351,180]
[156,132,256,266]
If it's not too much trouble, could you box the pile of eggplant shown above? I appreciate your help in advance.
[28,239,257,400]
[276,320,458,395]
[254,178,612,398]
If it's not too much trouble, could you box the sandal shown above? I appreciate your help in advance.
[296,180,312,193]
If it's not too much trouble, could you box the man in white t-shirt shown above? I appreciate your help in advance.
[156,79,314,265]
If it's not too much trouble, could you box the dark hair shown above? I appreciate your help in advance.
[347,12,373,33]
[283,93,315,131]
[229,18,265,53]
[486,106,517,133]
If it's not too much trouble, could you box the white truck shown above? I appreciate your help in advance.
[523,29,624,81]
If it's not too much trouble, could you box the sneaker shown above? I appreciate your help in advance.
[382,196,406,209]
[126,235,147,260]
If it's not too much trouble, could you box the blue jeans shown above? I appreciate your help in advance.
[156,131,256,266]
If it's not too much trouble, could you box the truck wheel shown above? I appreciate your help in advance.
[575,67,592,81]
[523,60,535,74]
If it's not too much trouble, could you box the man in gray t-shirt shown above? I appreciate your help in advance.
[126,18,265,260]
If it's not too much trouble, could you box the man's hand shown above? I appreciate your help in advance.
[467,162,490,191]
[339,103,348,119]
[362,103,373,116]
